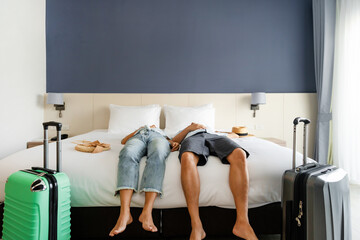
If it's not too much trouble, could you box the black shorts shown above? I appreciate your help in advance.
[179,133,250,166]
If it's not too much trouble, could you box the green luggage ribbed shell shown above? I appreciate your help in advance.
[2,170,71,240]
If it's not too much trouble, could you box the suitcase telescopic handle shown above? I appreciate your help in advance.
[43,121,62,131]
[42,121,62,172]
[293,117,311,125]
[292,117,311,170]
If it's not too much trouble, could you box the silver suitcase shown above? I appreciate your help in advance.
[282,117,351,240]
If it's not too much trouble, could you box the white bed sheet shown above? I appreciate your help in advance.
[0,130,312,209]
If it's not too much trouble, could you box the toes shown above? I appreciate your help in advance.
[139,214,158,232]
[109,228,116,236]
[151,225,158,232]
[109,227,121,237]
[109,229,117,237]
[109,215,133,237]
[144,223,158,232]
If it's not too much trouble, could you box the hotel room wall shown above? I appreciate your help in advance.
[0,0,46,160]
[44,93,317,158]
[46,0,315,94]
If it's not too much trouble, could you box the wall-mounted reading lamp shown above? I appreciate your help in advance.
[47,93,65,118]
[251,92,266,118]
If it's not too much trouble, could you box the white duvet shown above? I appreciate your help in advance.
[0,130,311,209]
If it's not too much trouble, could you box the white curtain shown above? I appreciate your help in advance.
[312,0,336,165]
[332,0,360,184]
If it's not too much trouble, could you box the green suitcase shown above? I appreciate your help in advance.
[2,122,71,240]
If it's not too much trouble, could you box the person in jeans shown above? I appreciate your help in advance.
[172,123,258,240]
[109,125,179,237]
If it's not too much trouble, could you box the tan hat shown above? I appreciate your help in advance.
[232,126,249,136]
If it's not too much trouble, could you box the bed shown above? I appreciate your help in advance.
[0,129,311,239]
[1,103,315,239]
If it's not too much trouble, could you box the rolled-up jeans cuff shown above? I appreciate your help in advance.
[139,188,163,198]
[114,187,137,196]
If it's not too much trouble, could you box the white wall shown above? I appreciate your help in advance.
[44,93,318,158]
[0,0,46,160]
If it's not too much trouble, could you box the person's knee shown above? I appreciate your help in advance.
[228,148,246,166]
[119,148,132,159]
[181,152,198,168]
[148,139,170,161]
[119,148,140,165]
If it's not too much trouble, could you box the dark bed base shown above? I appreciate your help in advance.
[0,202,281,239]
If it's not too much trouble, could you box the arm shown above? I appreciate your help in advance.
[121,126,143,145]
[172,122,206,144]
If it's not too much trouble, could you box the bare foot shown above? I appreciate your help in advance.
[139,212,158,232]
[109,212,133,237]
[189,226,206,240]
[232,220,258,240]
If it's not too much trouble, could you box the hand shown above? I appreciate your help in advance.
[169,140,180,152]
[187,122,206,132]
[150,125,157,129]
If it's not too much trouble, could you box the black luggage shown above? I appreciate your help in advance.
[282,117,351,240]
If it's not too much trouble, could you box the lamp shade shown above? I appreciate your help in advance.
[251,92,266,105]
[47,93,64,105]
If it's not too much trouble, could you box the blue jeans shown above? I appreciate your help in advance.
[117,128,170,196]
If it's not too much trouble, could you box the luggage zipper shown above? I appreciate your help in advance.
[295,200,303,227]
[22,169,58,240]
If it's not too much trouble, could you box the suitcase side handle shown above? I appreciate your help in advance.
[295,163,317,172]
[43,121,62,172]
[293,117,311,169]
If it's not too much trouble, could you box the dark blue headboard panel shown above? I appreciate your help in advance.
[46,0,315,93]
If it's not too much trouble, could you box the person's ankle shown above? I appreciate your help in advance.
[235,215,249,224]
[191,219,203,229]
[140,208,152,217]
[120,207,131,215]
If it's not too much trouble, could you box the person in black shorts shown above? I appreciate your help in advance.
[172,123,258,240]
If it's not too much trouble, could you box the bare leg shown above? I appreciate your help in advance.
[109,189,134,237]
[181,152,206,240]
[139,192,158,232]
[227,148,258,240]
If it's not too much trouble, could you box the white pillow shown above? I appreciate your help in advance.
[164,104,215,137]
[108,104,161,134]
